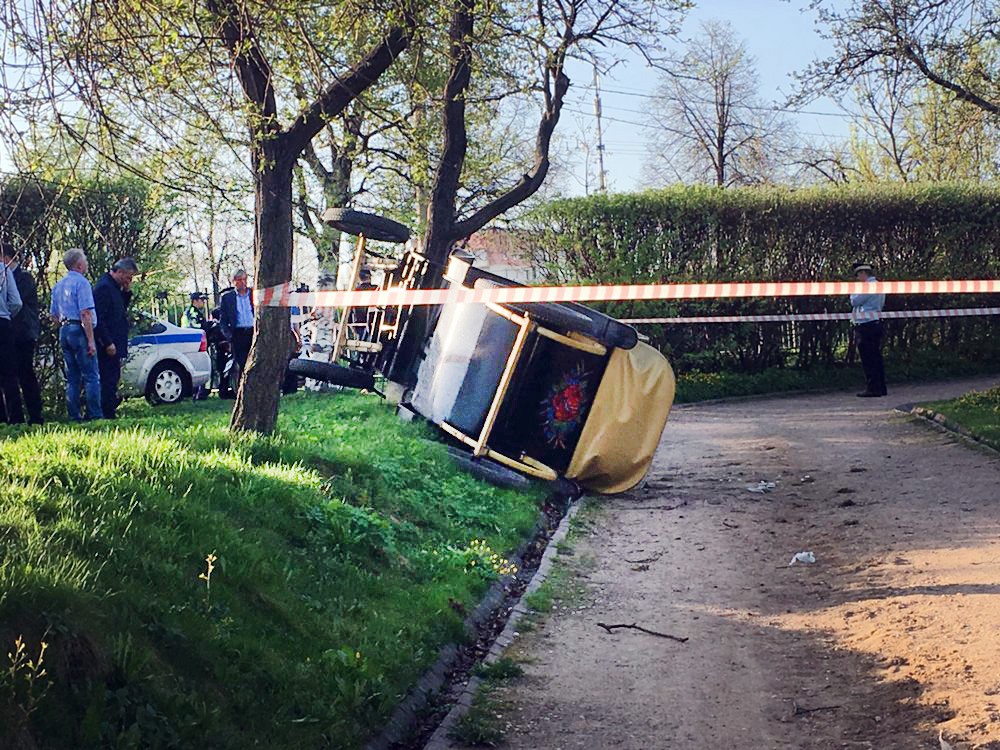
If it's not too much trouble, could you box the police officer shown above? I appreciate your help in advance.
[850,261,888,398]
[183,291,209,329]
[183,292,212,399]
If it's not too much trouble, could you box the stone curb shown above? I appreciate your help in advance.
[909,406,1000,457]
[422,499,585,750]
[364,497,572,750]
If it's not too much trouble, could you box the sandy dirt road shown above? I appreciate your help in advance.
[454,377,1000,750]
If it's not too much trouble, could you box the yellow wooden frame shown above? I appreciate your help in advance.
[331,234,367,363]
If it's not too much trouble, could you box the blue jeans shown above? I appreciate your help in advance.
[60,324,103,420]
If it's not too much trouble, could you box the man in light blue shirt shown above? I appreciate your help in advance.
[50,248,104,420]
[849,262,887,398]
[0,257,24,422]
[218,268,254,395]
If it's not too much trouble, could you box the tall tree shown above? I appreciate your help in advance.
[800,0,1000,116]
[376,0,688,382]
[645,20,789,187]
[420,0,688,271]
[3,0,421,433]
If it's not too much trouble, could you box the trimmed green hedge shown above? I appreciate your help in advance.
[529,184,1000,374]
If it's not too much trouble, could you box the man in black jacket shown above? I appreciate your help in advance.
[217,269,254,392]
[0,244,43,424]
[93,257,138,418]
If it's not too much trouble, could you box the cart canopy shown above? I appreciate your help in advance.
[566,343,675,494]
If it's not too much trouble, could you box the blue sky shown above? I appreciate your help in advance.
[560,0,852,194]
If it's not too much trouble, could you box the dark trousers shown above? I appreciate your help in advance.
[232,328,253,377]
[855,321,887,395]
[0,318,24,423]
[98,352,123,418]
[14,338,43,423]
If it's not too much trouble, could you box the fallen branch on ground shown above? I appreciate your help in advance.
[620,501,688,511]
[624,552,662,564]
[792,700,842,716]
[596,622,689,643]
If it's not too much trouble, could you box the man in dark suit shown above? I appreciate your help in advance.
[217,269,254,391]
[93,257,138,418]
[1,244,43,424]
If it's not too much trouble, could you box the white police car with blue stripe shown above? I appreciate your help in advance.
[121,314,212,405]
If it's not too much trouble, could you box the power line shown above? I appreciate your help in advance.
[561,106,848,141]
[573,84,856,119]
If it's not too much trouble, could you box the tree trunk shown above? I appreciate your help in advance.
[230,155,293,434]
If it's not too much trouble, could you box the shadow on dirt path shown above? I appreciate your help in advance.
[444,376,1000,750]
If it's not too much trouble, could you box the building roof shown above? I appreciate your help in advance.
[463,228,534,269]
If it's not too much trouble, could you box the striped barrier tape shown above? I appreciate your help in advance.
[256,278,1000,309]
[621,307,1000,325]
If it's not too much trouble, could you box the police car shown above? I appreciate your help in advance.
[121,313,212,405]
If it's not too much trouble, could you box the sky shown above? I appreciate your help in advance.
[559,0,851,195]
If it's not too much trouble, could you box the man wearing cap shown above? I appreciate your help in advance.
[94,257,138,418]
[50,248,103,421]
[183,291,210,330]
[183,292,212,399]
[850,262,887,398]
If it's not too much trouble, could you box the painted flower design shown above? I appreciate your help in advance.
[540,364,590,449]
[552,382,583,422]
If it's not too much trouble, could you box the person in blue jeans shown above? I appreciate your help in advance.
[50,248,103,420]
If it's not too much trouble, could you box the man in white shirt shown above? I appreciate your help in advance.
[850,262,887,397]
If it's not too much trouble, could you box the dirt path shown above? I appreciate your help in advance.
[452,377,1000,750]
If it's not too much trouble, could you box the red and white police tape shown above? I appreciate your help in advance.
[621,307,1000,325]
[257,278,1000,310]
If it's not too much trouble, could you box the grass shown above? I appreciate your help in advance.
[520,502,598,629]
[675,349,1000,402]
[922,385,1000,450]
[472,657,524,681]
[450,502,604,747]
[451,658,524,747]
[448,683,508,747]
[0,393,545,749]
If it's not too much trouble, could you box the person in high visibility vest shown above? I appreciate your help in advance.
[182,291,209,330]
[183,291,212,400]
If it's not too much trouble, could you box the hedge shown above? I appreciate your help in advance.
[528,184,1000,374]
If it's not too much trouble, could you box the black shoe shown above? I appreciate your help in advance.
[857,391,881,398]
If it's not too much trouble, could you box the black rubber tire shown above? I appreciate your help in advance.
[471,277,593,330]
[321,208,411,244]
[468,269,638,350]
[288,358,375,390]
[145,362,190,405]
[444,446,534,491]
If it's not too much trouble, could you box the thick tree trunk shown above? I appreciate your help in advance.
[230,156,293,434]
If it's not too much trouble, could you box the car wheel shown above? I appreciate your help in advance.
[146,362,188,405]
[287,358,375,390]
[444,446,535,490]
[320,207,411,244]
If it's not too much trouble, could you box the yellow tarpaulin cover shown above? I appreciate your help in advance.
[566,343,675,494]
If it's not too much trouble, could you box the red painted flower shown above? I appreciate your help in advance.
[552,382,583,422]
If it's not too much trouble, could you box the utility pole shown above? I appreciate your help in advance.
[593,65,607,193]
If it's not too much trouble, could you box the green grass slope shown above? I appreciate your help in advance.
[0,394,543,749]
[922,384,1000,449]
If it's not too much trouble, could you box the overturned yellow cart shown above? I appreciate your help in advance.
[409,251,676,494]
